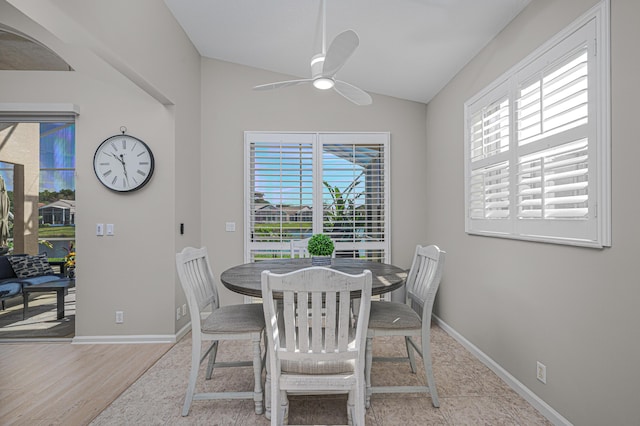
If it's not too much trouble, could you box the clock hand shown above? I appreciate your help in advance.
[119,154,130,185]
[110,152,124,165]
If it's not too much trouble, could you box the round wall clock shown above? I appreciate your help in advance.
[93,132,155,192]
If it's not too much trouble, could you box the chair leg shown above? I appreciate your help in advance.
[364,336,373,408]
[347,389,355,426]
[205,340,219,379]
[182,336,202,416]
[265,350,271,420]
[421,329,439,407]
[354,375,366,426]
[281,390,289,425]
[405,336,417,373]
[252,335,264,414]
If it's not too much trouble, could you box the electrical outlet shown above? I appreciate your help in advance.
[182,304,187,316]
[176,307,181,321]
[536,361,547,384]
[115,311,124,324]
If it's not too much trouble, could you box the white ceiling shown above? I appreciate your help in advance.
[164,0,530,104]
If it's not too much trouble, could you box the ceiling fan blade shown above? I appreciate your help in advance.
[253,79,312,91]
[334,80,372,106]
[322,30,359,77]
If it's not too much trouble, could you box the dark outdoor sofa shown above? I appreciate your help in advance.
[0,254,64,310]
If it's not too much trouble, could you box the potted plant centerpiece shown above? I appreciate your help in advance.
[307,233,334,266]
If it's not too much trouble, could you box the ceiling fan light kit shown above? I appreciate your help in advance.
[253,0,372,106]
[313,77,334,90]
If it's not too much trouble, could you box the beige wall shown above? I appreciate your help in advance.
[200,58,429,306]
[426,0,640,424]
[0,0,201,337]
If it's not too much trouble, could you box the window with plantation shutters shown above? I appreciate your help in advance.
[245,132,390,263]
[464,2,610,247]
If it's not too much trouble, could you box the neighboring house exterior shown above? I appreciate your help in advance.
[254,204,314,223]
[39,199,75,225]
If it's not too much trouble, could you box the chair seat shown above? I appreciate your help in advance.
[282,357,356,375]
[202,303,265,334]
[368,300,421,330]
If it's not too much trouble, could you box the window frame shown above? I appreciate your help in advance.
[463,1,610,248]
[244,131,391,263]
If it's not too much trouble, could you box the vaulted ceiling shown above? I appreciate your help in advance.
[164,0,531,103]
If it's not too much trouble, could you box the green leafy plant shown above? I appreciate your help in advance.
[307,233,335,256]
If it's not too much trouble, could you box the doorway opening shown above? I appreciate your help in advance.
[0,120,76,340]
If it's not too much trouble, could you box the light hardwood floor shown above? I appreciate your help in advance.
[0,341,172,425]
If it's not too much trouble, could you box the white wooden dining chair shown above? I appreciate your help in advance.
[176,247,265,416]
[262,266,372,426]
[289,238,311,258]
[364,244,445,408]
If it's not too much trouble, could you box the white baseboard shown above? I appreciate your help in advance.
[72,322,193,345]
[72,334,177,345]
[432,315,572,426]
[176,322,192,341]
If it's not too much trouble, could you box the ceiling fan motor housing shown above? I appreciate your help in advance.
[310,53,325,78]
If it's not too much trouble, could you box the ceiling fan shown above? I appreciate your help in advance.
[253,0,372,106]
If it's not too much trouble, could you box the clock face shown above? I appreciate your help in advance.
[93,134,155,192]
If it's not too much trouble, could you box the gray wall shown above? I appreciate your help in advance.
[425,0,640,424]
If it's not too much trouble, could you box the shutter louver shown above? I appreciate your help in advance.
[517,47,588,146]
[470,97,510,163]
[518,139,588,220]
[470,161,510,219]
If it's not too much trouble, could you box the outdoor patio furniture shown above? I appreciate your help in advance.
[22,278,73,320]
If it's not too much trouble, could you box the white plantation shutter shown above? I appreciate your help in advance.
[469,95,510,163]
[517,139,588,220]
[245,132,390,263]
[467,87,511,226]
[246,134,314,260]
[465,4,610,247]
[320,134,388,262]
[469,161,510,220]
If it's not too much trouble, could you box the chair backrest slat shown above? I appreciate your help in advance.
[337,290,351,351]
[405,245,445,321]
[324,291,337,351]
[176,247,220,332]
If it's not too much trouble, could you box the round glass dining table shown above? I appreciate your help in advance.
[220,258,407,299]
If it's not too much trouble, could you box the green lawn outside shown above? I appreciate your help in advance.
[38,225,76,238]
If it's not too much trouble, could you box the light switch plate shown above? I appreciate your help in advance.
[96,223,104,236]
[106,224,114,236]
[225,222,236,232]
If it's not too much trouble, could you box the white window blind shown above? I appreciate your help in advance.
[464,2,610,247]
[320,134,388,262]
[245,132,390,263]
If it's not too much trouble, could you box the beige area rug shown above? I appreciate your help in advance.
[0,286,75,339]
[92,324,552,425]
